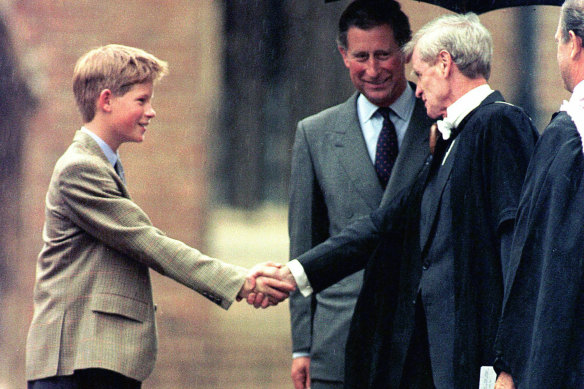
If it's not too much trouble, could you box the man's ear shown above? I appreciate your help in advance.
[570,30,583,60]
[339,46,351,69]
[437,50,453,77]
[97,89,113,113]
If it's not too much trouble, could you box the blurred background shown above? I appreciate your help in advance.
[0,0,568,387]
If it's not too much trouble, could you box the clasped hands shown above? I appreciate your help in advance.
[238,262,297,308]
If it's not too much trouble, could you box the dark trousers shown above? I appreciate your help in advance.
[400,299,435,389]
[28,368,141,389]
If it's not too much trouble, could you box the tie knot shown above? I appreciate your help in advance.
[377,107,392,121]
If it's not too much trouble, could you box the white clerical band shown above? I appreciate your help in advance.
[436,118,455,140]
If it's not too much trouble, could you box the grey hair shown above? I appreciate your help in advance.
[560,0,584,44]
[403,13,492,80]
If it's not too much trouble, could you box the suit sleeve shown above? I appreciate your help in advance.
[57,158,247,310]
[288,122,329,355]
[297,184,411,294]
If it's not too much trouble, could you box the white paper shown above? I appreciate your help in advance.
[478,366,497,389]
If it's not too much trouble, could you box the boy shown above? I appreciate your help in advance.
[25,44,292,389]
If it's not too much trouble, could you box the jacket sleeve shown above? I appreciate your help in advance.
[56,157,247,310]
[288,122,329,355]
[297,183,411,294]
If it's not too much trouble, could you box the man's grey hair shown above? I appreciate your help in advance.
[560,0,584,44]
[403,13,492,80]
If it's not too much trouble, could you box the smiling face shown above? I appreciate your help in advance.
[109,81,156,149]
[411,47,450,119]
[339,24,407,107]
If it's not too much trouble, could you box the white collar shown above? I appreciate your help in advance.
[437,84,494,140]
[560,80,584,153]
[358,83,414,123]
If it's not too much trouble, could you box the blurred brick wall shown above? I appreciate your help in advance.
[0,1,572,388]
[1,1,222,387]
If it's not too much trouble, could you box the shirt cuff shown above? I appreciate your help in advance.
[287,259,313,297]
[292,352,311,359]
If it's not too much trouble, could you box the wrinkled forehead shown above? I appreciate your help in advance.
[411,47,431,72]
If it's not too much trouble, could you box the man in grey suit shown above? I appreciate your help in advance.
[288,1,433,388]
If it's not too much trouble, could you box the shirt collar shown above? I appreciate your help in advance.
[445,84,494,128]
[358,83,414,123]
[80,127,119,167]
[570,80,584,105]
[560,80,584,153]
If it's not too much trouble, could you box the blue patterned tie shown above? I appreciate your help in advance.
[114,159,126,184]
[375,107,399,189]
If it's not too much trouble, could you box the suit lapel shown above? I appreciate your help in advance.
[382,95,432,205]
[329,93,384,209]
[419,137,458,252]
[73,131,131,198]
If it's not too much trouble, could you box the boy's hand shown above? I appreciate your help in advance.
[238,262,296,308]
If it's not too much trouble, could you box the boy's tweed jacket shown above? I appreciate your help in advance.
[26,131,247,381]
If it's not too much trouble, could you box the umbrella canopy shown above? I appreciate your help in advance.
[324,0,563,14]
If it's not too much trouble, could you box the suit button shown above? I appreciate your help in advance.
[422,262,430,270]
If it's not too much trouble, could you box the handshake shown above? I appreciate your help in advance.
[238,262,298,308]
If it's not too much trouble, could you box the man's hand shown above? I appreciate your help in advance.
[238,262,296,308]
[250,263,297,288]
[495,371,515,389]
[291,356,311,389]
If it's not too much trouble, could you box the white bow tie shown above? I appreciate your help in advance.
[436,118,455,140]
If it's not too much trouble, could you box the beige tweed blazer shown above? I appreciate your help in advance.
[26,131,247,381]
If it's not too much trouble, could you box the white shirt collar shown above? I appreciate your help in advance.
[437,84,494,140]
[80,126,119,167]
[358,83,415,123]
[446,84,494,128]
[560,80,584,153]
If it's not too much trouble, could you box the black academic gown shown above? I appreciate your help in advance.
[495,112,584,388]
[297,91,538,389]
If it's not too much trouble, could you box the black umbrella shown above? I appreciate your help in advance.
[324,0,563,14]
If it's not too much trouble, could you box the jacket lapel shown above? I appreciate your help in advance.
[73,131,131,198]
[419,136,458,252]
[382,94,433,205]
[329,93,384,209]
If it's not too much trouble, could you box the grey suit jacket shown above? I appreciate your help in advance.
[288,88,432,381]
[26,131,247,381]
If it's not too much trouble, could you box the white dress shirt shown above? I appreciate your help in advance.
[358,83,416,163]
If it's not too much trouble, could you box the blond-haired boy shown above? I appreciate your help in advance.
[25,44,292,389]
